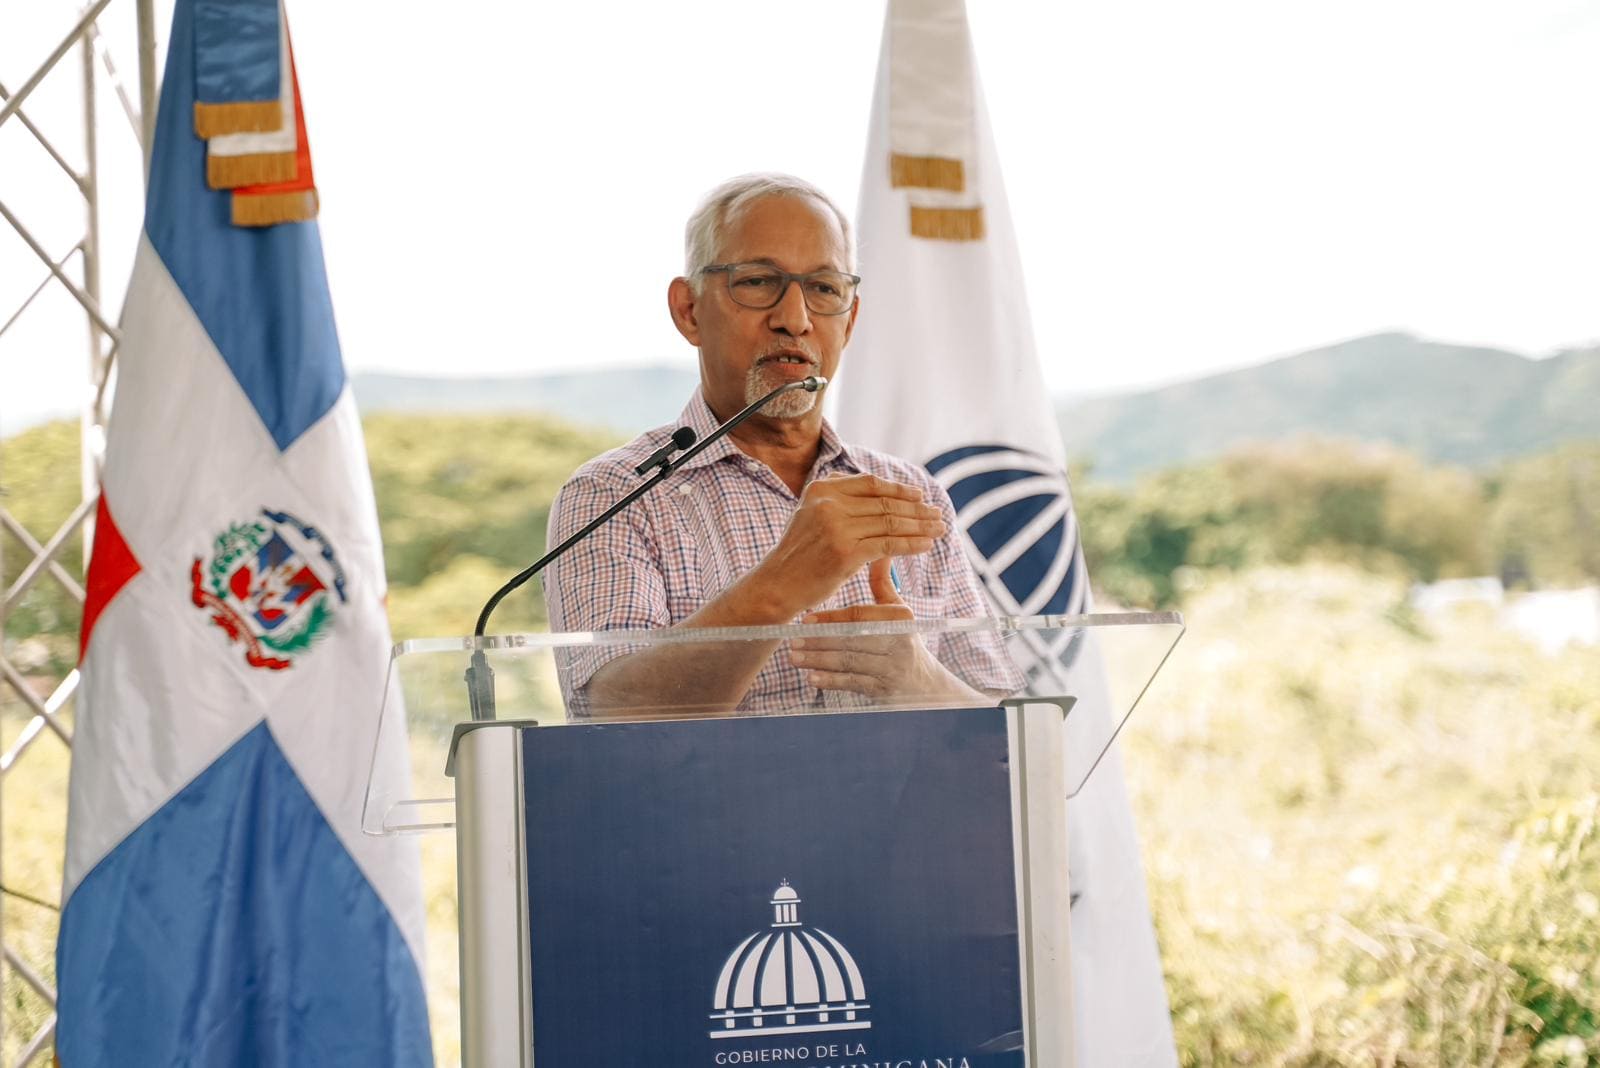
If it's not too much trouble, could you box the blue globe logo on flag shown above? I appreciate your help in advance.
[926,445,1088,618]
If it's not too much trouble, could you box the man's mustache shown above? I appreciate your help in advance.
[753,344,821,365]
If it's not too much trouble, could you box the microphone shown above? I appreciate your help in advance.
[463,374,827,720]
[660,375,827,473]
[634,426,698,476]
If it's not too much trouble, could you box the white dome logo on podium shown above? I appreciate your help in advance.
[708,880,872,1039]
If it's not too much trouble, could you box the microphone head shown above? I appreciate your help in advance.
[671,426,698,449]
[803,375,829,392]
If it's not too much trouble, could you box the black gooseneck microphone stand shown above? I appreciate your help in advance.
[463,374,828,720]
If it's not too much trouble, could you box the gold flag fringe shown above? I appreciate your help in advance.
[194,100,283,139]
[231,189,319,227]
[890,153,965,192]
[207,151,297,190]
[909,206,985,241]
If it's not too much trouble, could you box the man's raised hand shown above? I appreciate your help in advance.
[756,474,946,615]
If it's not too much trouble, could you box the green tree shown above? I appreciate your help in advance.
[0,420,87,672]
[1079,437,1496,606]
[1489,441,1600,587]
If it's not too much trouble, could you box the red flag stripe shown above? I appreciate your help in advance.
[79,496,143,664]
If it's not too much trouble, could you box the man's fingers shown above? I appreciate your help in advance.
[802,669,889,697]
[869,557,902,605]
[864,535,938,557]
[801,604,911,625]
[844,514,946,540]
[837,496,941,520]
[881,514,946,538]
[812,474,928,502]
[792,640,898,659]
[790,648,889,676]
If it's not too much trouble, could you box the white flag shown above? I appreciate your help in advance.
[833,2,1178,1064]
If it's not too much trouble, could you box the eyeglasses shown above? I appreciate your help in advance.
[700,262,861,316]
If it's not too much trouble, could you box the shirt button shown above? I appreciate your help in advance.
[745,460,761,472]
[677,483,693,496]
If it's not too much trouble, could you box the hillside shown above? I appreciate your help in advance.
[1059,332,1600,482]
[350,334,1600,482]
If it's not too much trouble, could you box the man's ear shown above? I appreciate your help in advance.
[841,294,860,347]
[668,277,701,346]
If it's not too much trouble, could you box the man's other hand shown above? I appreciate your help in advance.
[789,558,982,704]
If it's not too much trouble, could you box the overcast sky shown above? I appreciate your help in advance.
[4,0,1599,434]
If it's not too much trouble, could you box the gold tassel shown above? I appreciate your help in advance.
[194,99,283,139]
[207,151,297,190]
[909,206,985,241]
[231,189,319,227]
[890,153,965,192]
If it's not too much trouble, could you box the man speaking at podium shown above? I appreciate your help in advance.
[542,173,1016,717]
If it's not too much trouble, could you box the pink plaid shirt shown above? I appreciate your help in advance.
[541,388,1018,715]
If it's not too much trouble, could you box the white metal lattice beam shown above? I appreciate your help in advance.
[0,3,157,1061]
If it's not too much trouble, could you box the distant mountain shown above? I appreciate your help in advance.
[1058,332,1600,482]
[349,334,1600,482]
[351,365,701,436]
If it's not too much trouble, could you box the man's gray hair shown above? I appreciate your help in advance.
[683,173,857,290]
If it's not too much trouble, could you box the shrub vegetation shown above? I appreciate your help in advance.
[1,419,1596,1065]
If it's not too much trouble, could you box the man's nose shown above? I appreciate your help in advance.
[766,279,813,335]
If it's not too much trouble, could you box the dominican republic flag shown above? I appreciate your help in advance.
[831,1,1177,1064]
[55,2,432,1065]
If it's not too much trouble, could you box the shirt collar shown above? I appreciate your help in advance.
[671,386,861,476]
[814,412,858,474]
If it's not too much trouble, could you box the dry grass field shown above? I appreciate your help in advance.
[2,562,1595,1065]
[1128,564,1600,1066]
[0,693,69,1066]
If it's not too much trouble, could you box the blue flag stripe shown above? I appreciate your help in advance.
[193,0,280,105]
[999,515,1067,609]
[967,493,1056,554]
[925,443,1013,474]
[145,0,344,452]
[942,467,1039,513]
[56,722,431,1067]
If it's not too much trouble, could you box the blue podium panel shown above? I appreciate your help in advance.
[521,706,1025,1067]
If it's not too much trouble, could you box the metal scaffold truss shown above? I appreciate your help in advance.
[0,2,155,1064]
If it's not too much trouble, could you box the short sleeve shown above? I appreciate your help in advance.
[542,472,670,713]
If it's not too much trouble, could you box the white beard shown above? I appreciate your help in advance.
[745,363,818,418]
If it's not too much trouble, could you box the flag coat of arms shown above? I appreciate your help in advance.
[55,2,431,1064]
[833,1,1178,1063]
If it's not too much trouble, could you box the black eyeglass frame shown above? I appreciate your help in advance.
[699,262,863,316]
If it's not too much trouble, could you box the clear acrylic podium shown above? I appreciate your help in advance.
[363,613,1182,1068]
